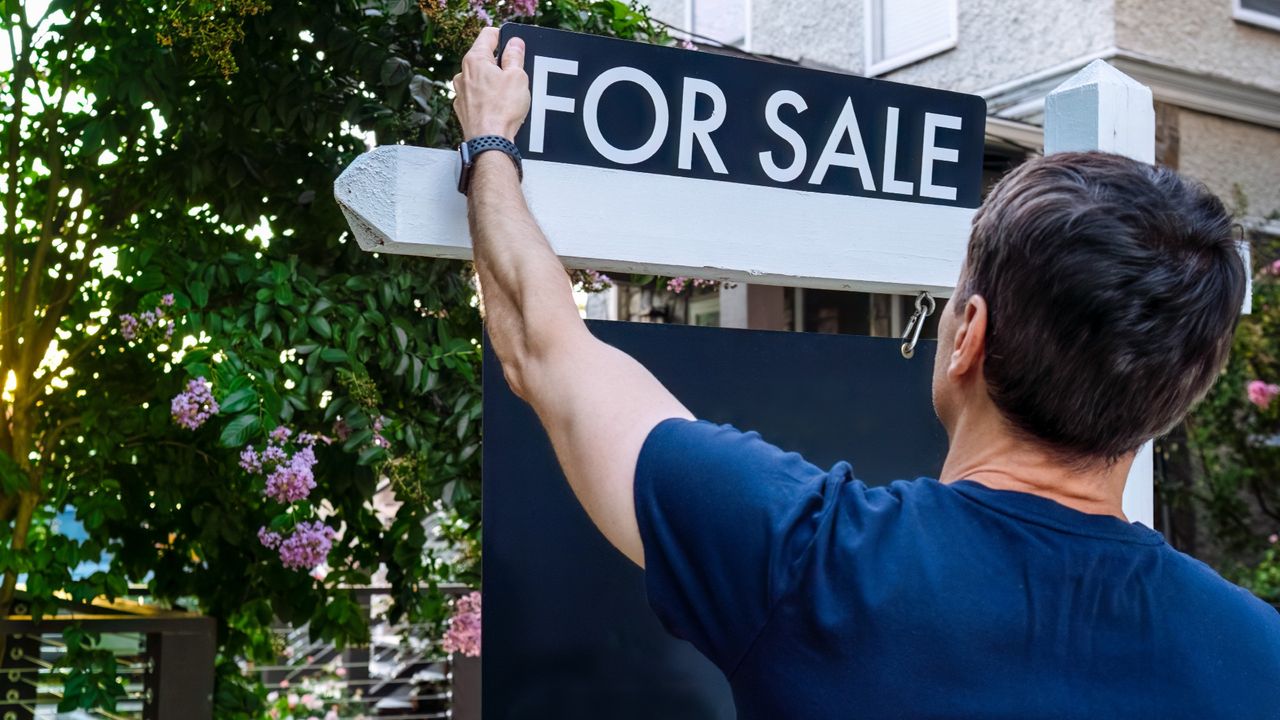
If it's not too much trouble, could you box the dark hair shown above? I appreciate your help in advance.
[958,151,1245,462]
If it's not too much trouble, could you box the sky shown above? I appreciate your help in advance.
[1,0,57,71]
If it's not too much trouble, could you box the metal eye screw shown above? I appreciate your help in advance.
[900,291,936,359]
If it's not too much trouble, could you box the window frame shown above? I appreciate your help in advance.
[1234,0,1280,31]
[863,0,959,77]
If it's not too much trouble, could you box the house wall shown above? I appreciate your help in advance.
[749,0,864,72]
[1116,0,1280,94]
[644,0,686,37]
[881,0,1115,93]
[1178,108,1280,217]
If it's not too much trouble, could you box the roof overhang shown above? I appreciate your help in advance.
[980,48,1280,134]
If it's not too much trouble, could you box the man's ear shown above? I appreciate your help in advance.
[948,294,988,381]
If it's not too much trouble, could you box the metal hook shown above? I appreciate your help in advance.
[900,291,936,359]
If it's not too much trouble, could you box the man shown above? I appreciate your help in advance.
[452,27,1280,718]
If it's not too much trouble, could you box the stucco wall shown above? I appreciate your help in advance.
[643,0,685,35]
[1178,108,1280,217]
[883,0,1115,93]
[1117,0,1280,94]
[750,0,864,72]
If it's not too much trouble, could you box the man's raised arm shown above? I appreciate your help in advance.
[451,28,693,566]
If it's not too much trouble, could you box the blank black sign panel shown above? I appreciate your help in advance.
[482,321,949,719]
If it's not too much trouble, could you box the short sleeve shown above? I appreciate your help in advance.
[634,418,844,675]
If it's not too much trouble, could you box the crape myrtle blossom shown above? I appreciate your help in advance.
[508,0,538,16]
[119,293,177,343]
[263,520,337,571]
[119,313,139,341]
[240,427,329,503]
[171,377,219,430]
[1247,380,1280,410]
[265,445,318,503]
[249,429,339,570]
[442,591,482,657]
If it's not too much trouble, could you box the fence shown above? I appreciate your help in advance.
[0,587,478,719]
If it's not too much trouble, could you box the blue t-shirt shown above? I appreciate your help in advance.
[634,419,1280,719]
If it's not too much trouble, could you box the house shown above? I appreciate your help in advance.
[582,0,1280,338]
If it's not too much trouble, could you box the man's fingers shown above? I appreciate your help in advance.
[501,37,525,70]
[467,26,500,62]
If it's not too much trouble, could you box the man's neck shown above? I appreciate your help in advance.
[938,418,1132,521]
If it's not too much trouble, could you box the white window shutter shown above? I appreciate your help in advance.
[868,0,957,76]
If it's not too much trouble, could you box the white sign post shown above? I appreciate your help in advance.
[335,38,1160,525]
[1044,59,1157,527]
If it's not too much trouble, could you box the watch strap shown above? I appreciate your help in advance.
[458,135,523,195]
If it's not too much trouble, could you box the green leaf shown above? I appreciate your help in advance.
[320,347,348,363]
[412,357,424,390]
[219,387,257,414]
[308,315,333,339]
[189,280,210,308]
[219,414,261,448]
[393,324,408,351]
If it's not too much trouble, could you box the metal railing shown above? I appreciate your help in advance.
[253,585,477,719]
[0,587,479,720]
[0,596,214,718]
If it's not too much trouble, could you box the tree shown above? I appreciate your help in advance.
[0,0,669,711]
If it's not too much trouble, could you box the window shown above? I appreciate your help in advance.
[865,0,958,77]
[686,0,749,49]
[1235,0,1280,31]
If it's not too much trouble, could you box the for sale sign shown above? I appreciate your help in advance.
[336,25,990,295]
[510,24,985,208]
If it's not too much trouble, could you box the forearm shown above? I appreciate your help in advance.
[467,151,586,396]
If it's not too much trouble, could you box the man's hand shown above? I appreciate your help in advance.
[452,27,530,141]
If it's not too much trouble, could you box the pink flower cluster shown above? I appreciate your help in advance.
[442,591,482,657]
[1269,259,1280,275]
[469,0,492,24]
[1247,380,1280,410]
[259,520,337,571]
[508,0,537,16]
[666,276,720,294]
[120,293,176,342]
[241,427,328,503]
[171,377,219,430]
[577,269,612,293]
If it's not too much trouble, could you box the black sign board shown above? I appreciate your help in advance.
[483,322,949,719]
[501,25,987,208]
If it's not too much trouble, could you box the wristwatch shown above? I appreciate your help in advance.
[457,135,523,195]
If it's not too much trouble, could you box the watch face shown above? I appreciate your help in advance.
[457,142,472,194]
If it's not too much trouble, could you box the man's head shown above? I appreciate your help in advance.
[933,151,1245,465]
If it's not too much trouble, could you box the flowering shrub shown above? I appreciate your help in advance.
[264,670,368,720]
[4,0,670,715]
[1184,227,1280,588]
